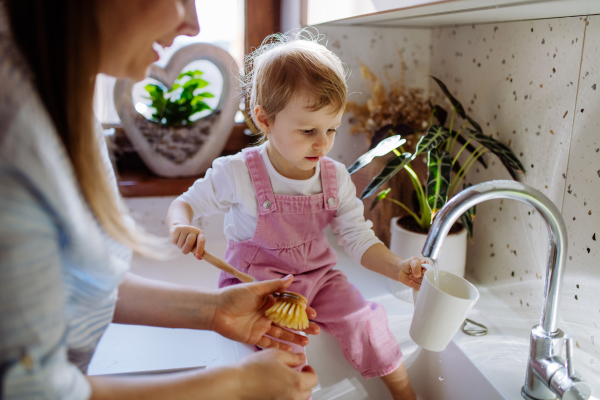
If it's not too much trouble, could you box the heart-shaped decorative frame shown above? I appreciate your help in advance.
[114,43,239,178]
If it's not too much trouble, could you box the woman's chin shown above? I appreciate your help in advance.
[102,66,148,82]
[128,66,150,83]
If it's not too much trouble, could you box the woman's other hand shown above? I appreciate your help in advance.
[88,348,317,400]
[212,275,320,351]
[234,349,318,400]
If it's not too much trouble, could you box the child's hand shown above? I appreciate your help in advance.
[169,224,206,259]
[398,256,429,290]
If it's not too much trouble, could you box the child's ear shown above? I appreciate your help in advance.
[253,105,271,133]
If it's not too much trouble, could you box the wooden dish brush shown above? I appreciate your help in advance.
[198,250,310,330]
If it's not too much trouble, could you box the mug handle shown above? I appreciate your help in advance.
[412,262,432,306]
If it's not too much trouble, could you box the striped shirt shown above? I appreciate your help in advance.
[0,33,132,399]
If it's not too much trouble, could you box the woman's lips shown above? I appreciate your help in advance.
[152,42,162,61]
[152,48,160,62]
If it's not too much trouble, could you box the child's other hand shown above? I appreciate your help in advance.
[398,256,428,290]
[169,224,206,259]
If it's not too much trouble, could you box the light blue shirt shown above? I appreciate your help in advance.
[0,34,132,398]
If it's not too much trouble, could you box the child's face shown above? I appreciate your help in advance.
[257,96,343,180]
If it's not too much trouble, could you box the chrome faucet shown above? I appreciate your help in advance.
[421,180,591,400]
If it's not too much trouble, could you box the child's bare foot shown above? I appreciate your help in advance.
[381,362,417,400]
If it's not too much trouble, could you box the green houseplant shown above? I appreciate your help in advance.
[348,76,526,239]
[144,69,214,127]
[114,42,240,178]
[128,68,220,166]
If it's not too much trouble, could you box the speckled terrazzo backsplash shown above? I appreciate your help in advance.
[320,25,433,166]
[320,15,599,379]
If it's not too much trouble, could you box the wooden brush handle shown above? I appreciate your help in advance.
[199,250,257,284]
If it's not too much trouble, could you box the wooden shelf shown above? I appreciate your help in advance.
[117,167,202,198]
[308,0,600,28]
[115,123,255,198]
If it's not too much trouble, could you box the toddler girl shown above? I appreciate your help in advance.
[167,31,427,400]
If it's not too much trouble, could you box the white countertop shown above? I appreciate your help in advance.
[89,213,599,399]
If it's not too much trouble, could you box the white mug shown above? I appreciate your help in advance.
[409,269,479,352]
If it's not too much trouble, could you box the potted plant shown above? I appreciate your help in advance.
[114,43,239,178]
[345,62,432,245]
[136,69,216,164]
[144,69,214,127]
[348,76,526,300]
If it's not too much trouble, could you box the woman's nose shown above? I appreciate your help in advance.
[181,0,200,37]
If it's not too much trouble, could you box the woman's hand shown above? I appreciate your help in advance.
[212,275,320,351]
[397,256,428,290]
[169,224,205,259]
[88,349,317,400]
[234,350,318,400]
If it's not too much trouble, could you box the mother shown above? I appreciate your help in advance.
[0,0,318,398]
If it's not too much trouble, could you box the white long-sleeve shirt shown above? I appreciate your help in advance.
[179,143,382,265]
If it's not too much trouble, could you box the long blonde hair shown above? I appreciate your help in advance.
[6,0,156,254]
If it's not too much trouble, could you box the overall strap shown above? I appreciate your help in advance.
[320,157,338,210]
[242,147,277,214]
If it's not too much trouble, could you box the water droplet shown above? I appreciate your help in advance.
[439,376,444,381]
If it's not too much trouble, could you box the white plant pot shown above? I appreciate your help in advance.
[114,43,239,178]
[387,216,467,302]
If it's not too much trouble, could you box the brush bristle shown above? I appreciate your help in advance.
[265,298,309,330]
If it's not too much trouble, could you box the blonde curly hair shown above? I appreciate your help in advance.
[241,28,348,139]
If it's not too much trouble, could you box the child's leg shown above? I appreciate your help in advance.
[310,271,412,396]
[381,362,416,400]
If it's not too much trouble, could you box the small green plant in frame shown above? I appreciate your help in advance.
[143,69,215,127]
[348,76,526,238]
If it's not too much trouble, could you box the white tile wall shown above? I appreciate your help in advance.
[562,15,600,372]
[430,17,584,292]
[317,25,432,167]
[124,196,176,237]
[320,15,599,379]
[428,16,600,378]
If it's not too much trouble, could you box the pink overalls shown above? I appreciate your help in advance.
[218,147,402,379]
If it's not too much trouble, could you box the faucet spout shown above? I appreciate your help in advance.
[421,180,591,400]
[422,180,566,334]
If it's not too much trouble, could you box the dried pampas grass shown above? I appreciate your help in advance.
[345,52,432,142]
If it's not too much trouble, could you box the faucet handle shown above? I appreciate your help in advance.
[565,334,575,379]
[548,333,592,400]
